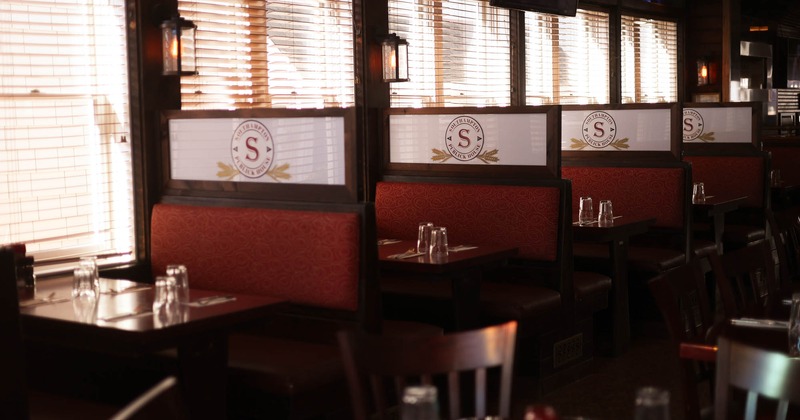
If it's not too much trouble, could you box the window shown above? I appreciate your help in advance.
[0,0,134,271]
[388,0,511,107]
[179,0,355,110]
[621,15,678,103]
[525,9,610,105]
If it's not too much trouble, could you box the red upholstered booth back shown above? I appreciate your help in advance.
[764,146,800,186]
[150,203,361,312]
[683,155,764,209]
[375,182,560,261]
[561,166,686,229]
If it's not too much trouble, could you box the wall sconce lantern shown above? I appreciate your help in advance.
[697,57,710,86]
[161,15,198,76]
[382,33,409,83]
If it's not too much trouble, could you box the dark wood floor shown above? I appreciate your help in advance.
[511,319,685,420]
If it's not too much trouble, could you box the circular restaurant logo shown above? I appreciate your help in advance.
[682,108,704,141]
[231,120,275,179]
[445,116,484,161]
[581,111,617,149]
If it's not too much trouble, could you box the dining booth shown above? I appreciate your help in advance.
[17,107,427,419]
[681,102,771,253]
[374,105,612,395]
[559,103,716,355]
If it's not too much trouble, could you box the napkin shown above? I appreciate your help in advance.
[388,251,426,259]
[186,295,237,307]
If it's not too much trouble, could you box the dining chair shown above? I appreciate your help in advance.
[337,320,517,420]
[110,376,186,420]
[708,241,782,319]
[0,246,29,420]
[714,336,800,420]
[648,258,718,420]
[767,208,800,296]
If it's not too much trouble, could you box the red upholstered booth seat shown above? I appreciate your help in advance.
[150,203,361,311]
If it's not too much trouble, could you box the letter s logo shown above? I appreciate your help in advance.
[458,128,471,148]
[683,117,694,132]
[245,137,259,161]
[593,122,605,138]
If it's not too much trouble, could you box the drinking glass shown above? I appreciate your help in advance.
[633,387,670,420]
[72,265,99,299]
[598,200,614,227]
[771,169,782,187]
[153,275,177,313]
[166,264,190,304]
[401,385,439,420]
[578,196,594,226]
[429,227,449,260]
[417,222,434,254]
[692,182,706,203]
[78,256,100,295]
[789,293,800,356]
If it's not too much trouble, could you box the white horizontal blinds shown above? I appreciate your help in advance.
[620,15,678,103]
[178,0,269,109]
[0,0,135,270]
[525,9,610,105]
[0,0,134,268]
[179,0,355,110]
[388,0,511,107]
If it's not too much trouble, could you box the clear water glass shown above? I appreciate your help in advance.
[633,386,670,420]
[429,227,449,260]
[72,265,99,299]
[598,200,614,227]
[417,222,434,254]
[166,264,190,304]
[692,182,706,203]
[401,385,439,420]
[578,196,594,225]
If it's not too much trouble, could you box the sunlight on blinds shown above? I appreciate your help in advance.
[0,0,134,267]
[621,15,678,104]
[179,0,354,110]
[525,9,609,105]
[388,0,511,107]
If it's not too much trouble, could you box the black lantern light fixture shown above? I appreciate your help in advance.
[161,15,198,76]
[697,57,709,86]
[382,33,409,83]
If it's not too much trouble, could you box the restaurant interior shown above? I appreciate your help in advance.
[5,0,800,419]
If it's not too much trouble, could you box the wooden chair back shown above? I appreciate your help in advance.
[648,259,717,420]
[709,241,781,319]
[715,337,800,420]
[0,246,29,420]
[110,376,186,420]
[767,208,800,295]
[337,321,517,420]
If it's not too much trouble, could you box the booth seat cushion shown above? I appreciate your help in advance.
[722,225,766,249]
[150,203,361,312]
[573,271,612,318]
[480,282,561,324]
[693,238,719,258]
[573,242,686,276]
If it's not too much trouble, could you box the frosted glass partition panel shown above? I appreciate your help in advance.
[168,116,346,185]
[682,106,753,144]
[388,112,548,166]
[561,108,673,152]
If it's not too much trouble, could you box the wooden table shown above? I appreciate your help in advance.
[572,217,656,356]
[19,277,286,419]
[692,195,748,255]
[378,239,518,331]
